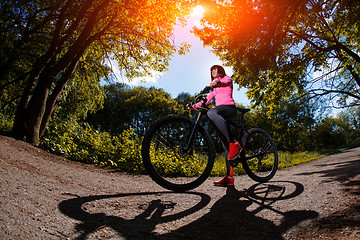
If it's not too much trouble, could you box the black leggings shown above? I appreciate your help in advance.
[207,105,237,175]
[207,105,237,147]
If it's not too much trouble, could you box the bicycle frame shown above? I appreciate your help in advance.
[182,96,208,154]
[185,89,250,142]
[184,89,252,166]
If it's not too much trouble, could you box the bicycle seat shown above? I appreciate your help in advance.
[236,107,250,114]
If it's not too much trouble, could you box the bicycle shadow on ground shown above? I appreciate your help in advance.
[58,191,211,240]
[58,181,318,240]
[166,181,318,240]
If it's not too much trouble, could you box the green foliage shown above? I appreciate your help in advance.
[41,119,144,173]
[336,106,360,143]
[247,99,316,152]
[25,85,360,176]
[148,146,209,177]
[175,92,193,107]
[1,0,195,144]
[86,83,184,136]
[196,0,360,111]
[0,110,13,133]
[277,151,326,170]
[53,64,107,123]
[211,154,246,176]
[277,141,360,170]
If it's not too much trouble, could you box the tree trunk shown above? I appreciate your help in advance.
[24,71,54,145]
[12,48,59,141]
[39,57,81,137]
[12,72,40,140]
[12,0,111,145]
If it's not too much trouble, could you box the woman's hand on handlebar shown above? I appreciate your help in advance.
[186,102,202,110]
[185,86,211,110]
[185,103,193,110]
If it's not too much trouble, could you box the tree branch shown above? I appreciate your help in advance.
[308,88,360,101]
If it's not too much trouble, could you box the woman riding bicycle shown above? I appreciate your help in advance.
[189,65,241,186]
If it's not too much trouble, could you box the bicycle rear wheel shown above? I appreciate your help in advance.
[142,115,215,192]
[240,128,278,183]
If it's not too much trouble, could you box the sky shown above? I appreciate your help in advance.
[113,6,250,107]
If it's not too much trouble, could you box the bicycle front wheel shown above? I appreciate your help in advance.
[141,115,215,192]
[240,128,278,183]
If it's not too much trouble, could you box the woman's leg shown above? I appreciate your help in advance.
[213,139,234,185]
[221,141,232,176]
[207,105,237,145]
[209,106,237,185]
[208,105,241,160]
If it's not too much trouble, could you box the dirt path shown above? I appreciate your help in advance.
[0,135,359,240]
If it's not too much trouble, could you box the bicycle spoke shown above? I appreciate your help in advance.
[263,140,273,153]
[153,132,177,151]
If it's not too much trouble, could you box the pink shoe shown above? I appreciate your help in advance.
[227,141,241,160]
[214,175,234,186]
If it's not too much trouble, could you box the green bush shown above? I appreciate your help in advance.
[41,120,144,173]
[211,154,246,176]
[0,111,13,133]
[39,117,359,177]
[147,143,213,177]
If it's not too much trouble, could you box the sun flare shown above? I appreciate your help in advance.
[191,5,205,17]
[190,5,205,27]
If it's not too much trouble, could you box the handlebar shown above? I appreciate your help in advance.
[185,86,212,110]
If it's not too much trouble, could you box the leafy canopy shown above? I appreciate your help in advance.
[86,83,184,136]
[0,0,196,144]
[195,0,360,112]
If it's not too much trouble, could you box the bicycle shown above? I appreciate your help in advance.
[141,86,278,192]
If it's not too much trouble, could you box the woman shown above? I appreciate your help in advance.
[191,65,241,186]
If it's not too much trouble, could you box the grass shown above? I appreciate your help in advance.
[277,151,327,169]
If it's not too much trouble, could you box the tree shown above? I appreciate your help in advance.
[0,0,193,145]
[50,56,108,126]
[86,83,184,136]
[248,98,316,152]
[312,116,347,149]
[175,92,193,108]
[195,0,360,113]
[335,106,360,144]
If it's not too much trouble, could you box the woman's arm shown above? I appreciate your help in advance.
[211,76,233,88]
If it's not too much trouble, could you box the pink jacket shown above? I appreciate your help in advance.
[194,75,235,108]
[206,75,235,106]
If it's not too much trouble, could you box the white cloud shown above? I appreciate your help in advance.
[106,59,163,86]
[126,71,163,86]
